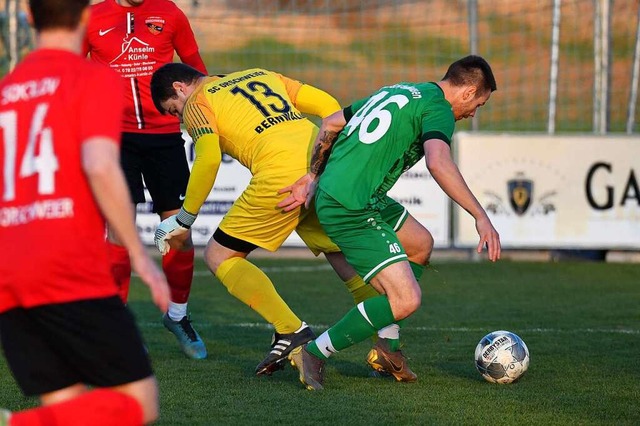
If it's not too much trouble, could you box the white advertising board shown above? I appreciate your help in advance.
[387,163,450,247]
[454,133,640,249]
[137,131,451,247]
[136,132,253,246]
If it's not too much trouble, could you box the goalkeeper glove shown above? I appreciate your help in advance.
[154,207,197,255]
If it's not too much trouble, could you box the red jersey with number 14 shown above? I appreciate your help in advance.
[85,0,203,133]
[0,49,123,312]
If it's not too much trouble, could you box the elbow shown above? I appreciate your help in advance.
[323,111,346,131]
[82,157,115,180]
[194,157,220,172]
[426,156,445,177]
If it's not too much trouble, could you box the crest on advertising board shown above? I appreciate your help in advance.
[508,177,533,216]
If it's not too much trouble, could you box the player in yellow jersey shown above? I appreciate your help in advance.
[149,63,431,379]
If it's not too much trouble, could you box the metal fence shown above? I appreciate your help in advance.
[2,0,639,133]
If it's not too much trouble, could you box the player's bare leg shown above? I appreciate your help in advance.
[366,214,431,381]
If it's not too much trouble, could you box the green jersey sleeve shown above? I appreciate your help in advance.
[343,96,369,123]
[420,98,455,145]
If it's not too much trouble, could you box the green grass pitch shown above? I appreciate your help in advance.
[0,258,638,425]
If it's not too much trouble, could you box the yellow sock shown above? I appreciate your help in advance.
[344,275,380,304]
[215,257,301,334]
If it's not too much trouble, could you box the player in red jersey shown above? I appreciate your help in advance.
[84,0,209,359]
[0,0,170,424]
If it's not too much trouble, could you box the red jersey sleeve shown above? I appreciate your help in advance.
[172,7,205,71]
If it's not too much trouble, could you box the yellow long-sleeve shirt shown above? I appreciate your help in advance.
[181,68,340,215]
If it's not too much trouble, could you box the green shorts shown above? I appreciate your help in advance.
[315,189,409,282]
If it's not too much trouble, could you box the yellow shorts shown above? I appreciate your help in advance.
[218,128,339,255]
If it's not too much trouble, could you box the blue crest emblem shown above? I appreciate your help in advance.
[508,178,533,216]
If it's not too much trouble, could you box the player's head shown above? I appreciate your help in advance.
[440,55,497,121]
[151,63,206,118]
[28,0,90,32]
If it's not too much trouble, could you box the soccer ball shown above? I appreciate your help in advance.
[474,330,529,384]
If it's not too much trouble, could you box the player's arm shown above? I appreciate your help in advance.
[304,96,369,178]
[423,138,501,261]
[309,109,347,175]
[277,108,347,211]
[154,132,222,254]
[182,132,222,216]
[172,7,208,74]
[82,137,170,311]
[293,84,341,119]
[283,77,344,175]
[180,51,207,75]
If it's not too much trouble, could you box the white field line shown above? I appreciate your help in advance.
[190,264,333,276]
[138,321,640,335]
[140,265,639,335]
[133,265,332,279]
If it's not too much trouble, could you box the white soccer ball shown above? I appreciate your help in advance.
[474,330,529,384]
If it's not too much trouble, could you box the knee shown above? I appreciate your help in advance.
[400,297,422,319]
[392,287,422,320]
[142,400,159,424]
[115,377,159,425]
[411,230,434,266]
[204,241,238,280]
[423,231,434,263]
[203,243,222,274]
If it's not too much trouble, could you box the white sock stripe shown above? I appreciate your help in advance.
[378,323,400,339]
[137,321,640,336]
[357,302,375,328]
[315,331,337,358]
[167,301,188,322]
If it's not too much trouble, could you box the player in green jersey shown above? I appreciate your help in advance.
[279,55,502,390]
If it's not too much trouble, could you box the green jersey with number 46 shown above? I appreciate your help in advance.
[318,82,455,210]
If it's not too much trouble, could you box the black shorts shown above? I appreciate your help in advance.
[0,297,153,396]
[121,132,190,213]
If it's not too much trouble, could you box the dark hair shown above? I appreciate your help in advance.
[151,62,206,114]
[442,55,497,95]
[29,0,89,31]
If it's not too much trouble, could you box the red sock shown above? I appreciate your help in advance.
[10,389,144,426]
[107,241,131,304]
[162,248,194,303]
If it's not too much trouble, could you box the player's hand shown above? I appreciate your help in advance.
[155,215,190,255]
[475,215,501,262]
[277,173,317,211]
[130,251,170,312]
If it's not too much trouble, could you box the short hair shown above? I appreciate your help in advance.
[151,62,206,114]
[442,55,497,95]
[29,0,89,31]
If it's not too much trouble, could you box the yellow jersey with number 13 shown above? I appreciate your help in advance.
[183,68,319,176]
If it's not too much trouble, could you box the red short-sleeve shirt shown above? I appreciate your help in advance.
[0,49,124,311]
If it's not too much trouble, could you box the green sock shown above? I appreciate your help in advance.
[308,295,395,359]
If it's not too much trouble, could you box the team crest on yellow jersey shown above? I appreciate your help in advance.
[145,17,165,35]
